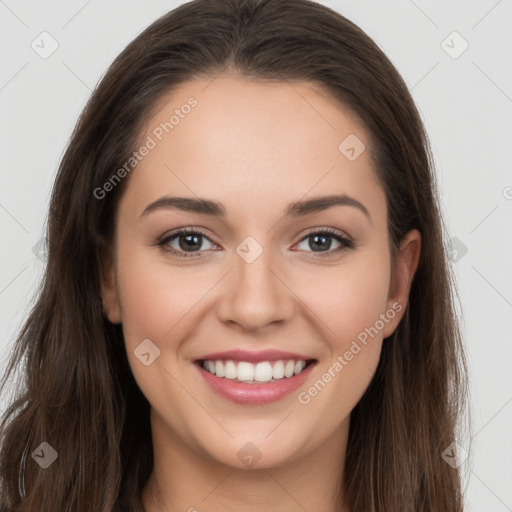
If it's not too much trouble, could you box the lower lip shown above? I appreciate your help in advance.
[195,362,316,405]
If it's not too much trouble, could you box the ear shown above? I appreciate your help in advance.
[382,229,421,339]
[100,252,122,324]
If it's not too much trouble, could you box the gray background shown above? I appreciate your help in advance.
[1,1,511,510]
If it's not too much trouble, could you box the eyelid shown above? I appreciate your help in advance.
[299,226,353,243]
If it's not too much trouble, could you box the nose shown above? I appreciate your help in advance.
[216,245,296,333]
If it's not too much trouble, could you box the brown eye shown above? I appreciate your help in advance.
[157,229,217,258]
[294,228,355,257]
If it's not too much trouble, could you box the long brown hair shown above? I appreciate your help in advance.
[0,0,468,510]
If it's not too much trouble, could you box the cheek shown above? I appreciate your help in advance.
[307,247,391,347]
[114,247,199,417]
[115,244,203,344]
[295,256,390,429]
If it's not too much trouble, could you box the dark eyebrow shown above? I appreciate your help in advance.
[140,194,371,223]
[141,196,225,218]
[285,194,371,222]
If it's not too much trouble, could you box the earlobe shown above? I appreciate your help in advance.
[382,229,422,339]
[100,256,122,324]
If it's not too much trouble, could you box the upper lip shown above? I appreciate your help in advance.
[195,349,315,364]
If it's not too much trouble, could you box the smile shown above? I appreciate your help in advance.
[194,350,317,404]
[201,359,313,383]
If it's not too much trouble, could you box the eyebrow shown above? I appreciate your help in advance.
[140,194,371,222]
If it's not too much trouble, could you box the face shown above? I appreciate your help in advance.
[101,75,420,470]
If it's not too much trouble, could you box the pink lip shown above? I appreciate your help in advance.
[195,360,317,405]
[196,349,312,363]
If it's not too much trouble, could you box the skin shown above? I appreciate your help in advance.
[101,74,421,512]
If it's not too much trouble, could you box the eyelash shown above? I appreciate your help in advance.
[155,227,356,259]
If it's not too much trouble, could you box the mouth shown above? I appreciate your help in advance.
[193,350,317,404]
[197,358,316,383]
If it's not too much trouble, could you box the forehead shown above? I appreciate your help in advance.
[121,76,385,223]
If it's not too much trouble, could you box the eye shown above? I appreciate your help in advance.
[157,228,217,258]
[294,228,355,257]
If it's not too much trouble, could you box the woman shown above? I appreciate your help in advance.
[0,0,468,510]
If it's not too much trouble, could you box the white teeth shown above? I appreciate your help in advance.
[224,360,237,379]
[207,361,216,374]
[201,359,310,383]
[237,361,255,381]
[294,360,306,374]
[284,360,295,378]
[272,360,285,379]
[215,360,225,378]
[254,362,273,382]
